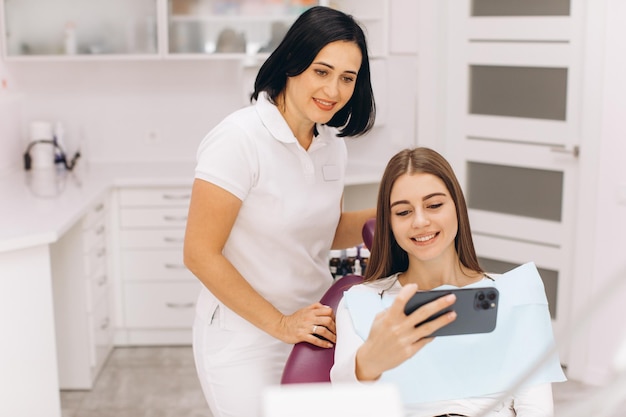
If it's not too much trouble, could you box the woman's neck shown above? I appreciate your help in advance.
[398,255,483,290]
[276,93,315,150]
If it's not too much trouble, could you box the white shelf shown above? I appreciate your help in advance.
[1,0,388,60]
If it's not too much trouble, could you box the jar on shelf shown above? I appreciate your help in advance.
[328,250,343,279]
[359,247,370,276]
[345,246,358,275]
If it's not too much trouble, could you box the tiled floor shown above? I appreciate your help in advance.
[61,346,213,417]
[61,346,626,417]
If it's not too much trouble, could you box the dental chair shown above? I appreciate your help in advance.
[280,218,375,384]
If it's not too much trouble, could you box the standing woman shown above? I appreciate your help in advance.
[183,6,376,417]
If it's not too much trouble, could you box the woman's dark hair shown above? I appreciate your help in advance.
[365,148,484,283]
[251,6,375,137]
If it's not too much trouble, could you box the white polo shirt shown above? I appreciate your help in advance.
[194,92,347,324]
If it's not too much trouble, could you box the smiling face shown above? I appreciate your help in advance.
[389,172,459,265]
[281,40,362,131]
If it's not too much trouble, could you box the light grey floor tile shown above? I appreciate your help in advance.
[63,346,626,417]
[553,378,626,417]
[61,346,213,417]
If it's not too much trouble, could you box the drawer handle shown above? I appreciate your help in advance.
[165,263,186,269]
[163,194,191,200]
[163,215,188,222]
[96,225,106,235]
[98,275,107,286]
[97,248,107,258]
[164,237,184,243]
[93,203,105,213]
[100,317,110,330]
[166,302,195,309]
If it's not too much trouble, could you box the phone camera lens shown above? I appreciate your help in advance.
[487,291,496,301]
[477,292,485,301]
[481,300,490,310]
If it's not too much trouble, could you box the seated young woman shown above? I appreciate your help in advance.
[330,147,566,417]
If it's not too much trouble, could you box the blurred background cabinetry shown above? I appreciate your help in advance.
[1,0,388,60]
[1,0,158,57]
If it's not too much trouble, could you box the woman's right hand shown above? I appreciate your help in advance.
[354,283,457,381]
[276,303,336,348]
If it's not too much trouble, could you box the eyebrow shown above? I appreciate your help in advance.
[390,192,447,208]
[313,61,358,76]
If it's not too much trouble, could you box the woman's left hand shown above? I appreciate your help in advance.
[276,302,336,347]
[354,283,457,381]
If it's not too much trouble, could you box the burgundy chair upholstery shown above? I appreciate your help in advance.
[280,273,364,384]
[280,218,374,384]
[362,217,376,251]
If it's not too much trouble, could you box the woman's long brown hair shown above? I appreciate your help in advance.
[364,148,483,283]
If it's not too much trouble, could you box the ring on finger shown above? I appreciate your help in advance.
[312,325,318,334]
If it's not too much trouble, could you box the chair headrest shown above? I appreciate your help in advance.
[362,218,375,250]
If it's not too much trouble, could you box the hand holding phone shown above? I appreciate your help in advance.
[404,287,499,337]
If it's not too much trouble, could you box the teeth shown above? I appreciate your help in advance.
[315,99,333,106]
[414,233,436,242]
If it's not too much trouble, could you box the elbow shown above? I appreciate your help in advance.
[183,241,201,276]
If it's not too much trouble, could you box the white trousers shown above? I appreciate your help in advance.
[193,304,292,417]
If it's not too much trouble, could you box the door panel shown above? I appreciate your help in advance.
[445,0,584,365]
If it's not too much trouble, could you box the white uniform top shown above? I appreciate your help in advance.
[194,92,347,329]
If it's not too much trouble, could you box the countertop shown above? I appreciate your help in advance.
[0,161,195,253]
[1,158,381,253]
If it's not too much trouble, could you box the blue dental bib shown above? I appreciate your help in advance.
[343,262,566,404]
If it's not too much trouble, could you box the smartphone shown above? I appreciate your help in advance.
[403,287,499,337]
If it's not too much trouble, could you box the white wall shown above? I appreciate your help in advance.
[0,59,22,175]
[6,60,245,165]
[566,0,626,385]
[1,56,417,179]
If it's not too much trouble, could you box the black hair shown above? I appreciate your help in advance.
[251,6,375,137]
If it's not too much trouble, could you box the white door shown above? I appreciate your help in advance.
[441,0,585,366]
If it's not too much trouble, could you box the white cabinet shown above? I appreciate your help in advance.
[1,0,158,58]
[168,0,388,58]
[1,0,388,60]
[167,0,315,56]
[50,193,113,390]
[114,186,200,345]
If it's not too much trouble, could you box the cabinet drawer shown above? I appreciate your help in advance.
[119,187,191,207]
[119,207,188,229]
[89,266,109,313]
[119,229,185,249]
[83,216,107,252]
[84,241,107,276]
[120,249,195,281]
[124,282,200,328]
[91,292,113,371]
[83,199,107,229]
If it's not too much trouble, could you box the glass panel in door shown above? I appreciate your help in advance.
[471,0,571,16]
[466,162,564,222]
[469,65,568,121]
[479,257,559,319]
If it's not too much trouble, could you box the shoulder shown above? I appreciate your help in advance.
[484,272,502,281]
[347,274,400,295]
[200,105,263,150]
[221,105,262,131]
